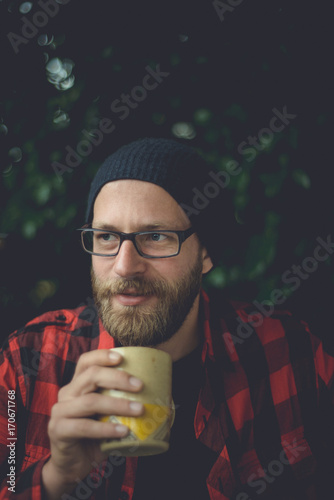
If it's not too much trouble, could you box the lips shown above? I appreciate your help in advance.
[115,289,155,306]
[121,289,148,297]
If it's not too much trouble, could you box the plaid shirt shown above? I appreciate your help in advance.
[1,290,334,499]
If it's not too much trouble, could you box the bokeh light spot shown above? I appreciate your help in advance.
[19,2,32,13]
[8,147,23,163]
[0,124,8,136]
[38,34,54,46]
[171,122,196,140]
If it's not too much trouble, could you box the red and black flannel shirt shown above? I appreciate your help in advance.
[1,290,334,499]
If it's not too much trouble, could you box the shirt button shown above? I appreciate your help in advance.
[56,314,66,321]
[119,492,129,500]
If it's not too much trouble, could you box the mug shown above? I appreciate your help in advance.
[99,346,174,456]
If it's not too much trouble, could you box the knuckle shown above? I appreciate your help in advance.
[50,403,59,419]
[77,350,90,364]
[75,350,93,372]
[75,418,93,435]
[50,400,66,420]
[57,385,68,401]
[47,417,55,435]
[48,415,61,439]
[86,364,101,379]
[82,392,99,408]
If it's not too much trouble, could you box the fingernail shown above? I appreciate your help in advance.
[130,401,143,412]
[129,377,142,388]
[109,350,121,362]
[115,424,128,435]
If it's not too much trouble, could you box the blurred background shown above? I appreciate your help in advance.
[0,0,333,348]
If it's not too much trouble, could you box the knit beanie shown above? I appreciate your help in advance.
[85,137,236,266]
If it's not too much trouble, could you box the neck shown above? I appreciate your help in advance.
[156,294,202,362]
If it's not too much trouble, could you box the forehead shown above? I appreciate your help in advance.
[93,179,190,228]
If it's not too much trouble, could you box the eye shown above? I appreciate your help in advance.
[96,233,118,241]
[150,233,167,242]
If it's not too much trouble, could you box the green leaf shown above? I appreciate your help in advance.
[292,169,311,189]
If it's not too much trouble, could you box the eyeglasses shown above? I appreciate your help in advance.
[77,226,195,258]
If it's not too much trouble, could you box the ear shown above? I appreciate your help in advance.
[201,247,213,275]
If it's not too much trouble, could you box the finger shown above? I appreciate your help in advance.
[74,349,123,378]
[52,393,144,419]
[59,365,143,400]
[49,417,130,442]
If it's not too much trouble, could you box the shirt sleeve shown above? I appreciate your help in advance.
[0,336,51,499]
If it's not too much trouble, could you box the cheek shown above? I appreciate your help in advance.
[92,257,111,278]
[155,254,198,280]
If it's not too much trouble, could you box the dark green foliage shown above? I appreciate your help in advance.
[1,0,333,345]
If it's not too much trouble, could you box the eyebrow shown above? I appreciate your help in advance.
[92,221,181,231]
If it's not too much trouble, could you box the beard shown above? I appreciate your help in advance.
[91,253,203,347]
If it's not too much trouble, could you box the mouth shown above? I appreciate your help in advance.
[114,289,156,306]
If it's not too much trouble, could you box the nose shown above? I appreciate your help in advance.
[112,239,147,278]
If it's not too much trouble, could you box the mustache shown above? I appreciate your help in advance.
[91,275,170,298]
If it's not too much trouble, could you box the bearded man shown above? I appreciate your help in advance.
[1,138,334,500]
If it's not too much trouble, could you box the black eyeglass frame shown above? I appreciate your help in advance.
[77,226,195,258]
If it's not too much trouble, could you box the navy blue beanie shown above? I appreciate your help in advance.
[86,138,235,265]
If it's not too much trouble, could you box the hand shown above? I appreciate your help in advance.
[42,349,144,499]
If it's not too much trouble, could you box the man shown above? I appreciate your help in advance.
[1,138,333,500]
